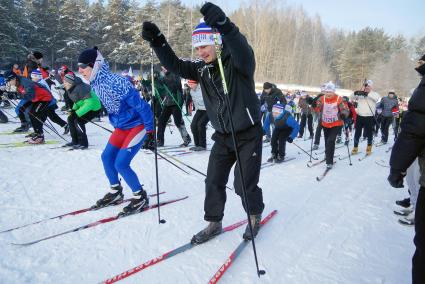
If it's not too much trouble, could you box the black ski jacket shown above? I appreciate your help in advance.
[152,21,260,134]
[390,75,425,172]
[260,88,286,112]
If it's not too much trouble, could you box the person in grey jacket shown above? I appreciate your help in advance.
[188,79,209,151]
[377,90,398,144]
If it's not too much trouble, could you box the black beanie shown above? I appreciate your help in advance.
[263,82,273,89]
[33,51,43,59]
[78,46,98,65]
[64,73,75,84]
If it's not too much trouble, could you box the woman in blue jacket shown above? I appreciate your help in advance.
[77,47,154,215]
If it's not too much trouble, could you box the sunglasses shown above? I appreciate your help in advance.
[77,62,93,69]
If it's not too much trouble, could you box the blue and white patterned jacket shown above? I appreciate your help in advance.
[91,61,153,131]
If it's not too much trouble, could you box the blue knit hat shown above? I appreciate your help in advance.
[31,69,43,79]
[192,20,222,48]
[272,103,285,114]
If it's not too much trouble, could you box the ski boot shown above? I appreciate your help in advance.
[326,163,333,169]
[267,153,277,163]
[27,134,45,144]
[396,197,410,208]
[13,123,30,133]
[263,136,271,143]
[366,145,372,155]
[243,214,262,240]
[191,221,222,244]
[180,135,192,147]
[351,147,358,155]
[336,136,342,144]
[275,155,285,163]
[119,190,149,216]
[93,185,124,209]
[25,132,37,138]
[312,144,319,150]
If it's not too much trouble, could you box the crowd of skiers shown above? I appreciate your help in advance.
[0,2,424,282]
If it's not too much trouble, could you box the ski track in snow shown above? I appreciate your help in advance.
[0,115,413,284]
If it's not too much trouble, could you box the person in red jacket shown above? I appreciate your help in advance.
[5,71,53,144]
[313,82,349,168]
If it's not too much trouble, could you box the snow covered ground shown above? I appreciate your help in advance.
[0,112,414,284]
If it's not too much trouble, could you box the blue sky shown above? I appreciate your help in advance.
[179,0,424,37]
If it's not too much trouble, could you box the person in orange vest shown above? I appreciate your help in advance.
[313,82,349,169]
[23,51,48,79]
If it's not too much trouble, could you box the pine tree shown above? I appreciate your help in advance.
[87,0,106,49]
[56,0,89,69]
[0,0,27,63]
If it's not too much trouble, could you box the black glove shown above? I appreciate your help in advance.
[200,2,232,34]
[387,168,406,188]
[142,132,155,150]
[306,97,314,105]
[142,22,166,47]
[354,90,368,97]
[287,137,293,143]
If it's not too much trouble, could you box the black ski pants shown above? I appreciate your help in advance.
[190,110,209,148]
[380,116,393,143]
[413,186,425,284]
[299,113,313,137]
[314,119,323,146]
[29,101,50,134]
[157,105,184,142]
[204,124,264,222]
[68,110,99,147]
[46,105,67,128]
[354,115,374,147]
[17,101,32,125]
[271,127,291,157]
[323,126,341,165]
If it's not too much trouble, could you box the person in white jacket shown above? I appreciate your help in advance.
[188,79,209,151]
[350,79,380,155]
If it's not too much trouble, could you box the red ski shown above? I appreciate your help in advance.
[100,218,249,283]
[208,210,278,283]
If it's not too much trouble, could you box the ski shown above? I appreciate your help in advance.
[307,158,325,168]
[207,210,278,283]
[338,152,362,161]
[261,157,295,169]
[398,218,414,226]
[0,140,59,148]
[0,192,166,234]
[0,131,30,136]
[374,142,388,147]
[11,196,187,246]
[314,145,344,155]
[393,209,413,217]
[316,166,333,181]
[375,160,389,168]
[358,153,371,161]
[100,217,250,284]
[307,156,338,168]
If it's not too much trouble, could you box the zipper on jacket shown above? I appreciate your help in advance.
[207,66,228,133]
[246,107,255,125]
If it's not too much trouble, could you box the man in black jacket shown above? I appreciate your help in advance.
[388,54,425,284]
[142,2,264,243]
[260,82,286,142]
[156,66,191,147]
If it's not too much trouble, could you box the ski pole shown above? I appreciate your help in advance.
[213,29,264,277]
[343,121,352,166]
[151,48,166,224]
[82,118,189,175]
[6,98,69,142]
[293,141,318,160]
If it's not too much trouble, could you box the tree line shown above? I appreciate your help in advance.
[1,0,424,95]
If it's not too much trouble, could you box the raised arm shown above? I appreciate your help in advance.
[142,22,199,81]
